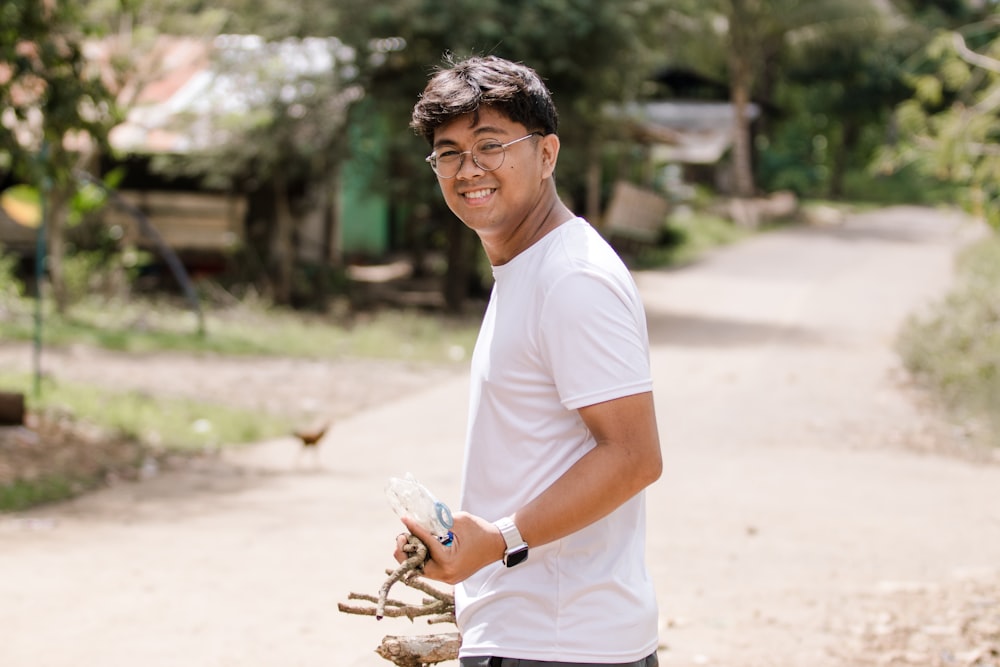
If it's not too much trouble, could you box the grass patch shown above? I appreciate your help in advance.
[0,476,81,512]
[0,372,293,451]
[0,295,481,363]
[897,233,1000,447]
[0,285,478,511]
[627,208,758,270]
[0,369,293,512]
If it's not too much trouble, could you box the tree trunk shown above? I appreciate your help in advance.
[585,140,602,224]
[727,0,757,199]
[407,207,430,279]
[325,163,343,270]
[828,121,858,200]
[46,185,71,315]
[314,163,342,311]
[272,175,295,305]
[442,215,471,313]
[728,55,756,198]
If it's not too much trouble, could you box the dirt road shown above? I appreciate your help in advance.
[1,206,998,667]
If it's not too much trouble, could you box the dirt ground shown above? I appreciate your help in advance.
[1,205,999,667]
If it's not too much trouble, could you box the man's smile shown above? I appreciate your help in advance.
[462,187,496,203]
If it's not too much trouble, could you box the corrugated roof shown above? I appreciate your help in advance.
[105,34,370,154]
[616,101,760,164]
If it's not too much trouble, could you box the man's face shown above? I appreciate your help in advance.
[429,107,556,239]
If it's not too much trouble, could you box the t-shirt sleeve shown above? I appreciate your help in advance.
[537,270,652,411]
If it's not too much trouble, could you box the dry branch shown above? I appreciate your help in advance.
[338,534,459,665]
[375,633,461,667]
[951,31,1000,74]
[376,536,430,619]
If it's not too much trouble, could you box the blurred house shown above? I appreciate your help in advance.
[87,34,394,275]
[616,99,760,193]
[624,100,760,166]
[601,94,760,245]
[617,64,764,192]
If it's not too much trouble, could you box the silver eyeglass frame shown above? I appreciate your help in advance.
[425,133,541,178]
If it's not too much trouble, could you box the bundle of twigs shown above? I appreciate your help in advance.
[338,534,459,667]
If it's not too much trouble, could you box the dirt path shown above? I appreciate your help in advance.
[1,205,999,667]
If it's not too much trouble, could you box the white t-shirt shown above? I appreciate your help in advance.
[456,218,659,663]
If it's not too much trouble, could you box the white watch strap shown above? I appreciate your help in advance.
[494,516,525,550]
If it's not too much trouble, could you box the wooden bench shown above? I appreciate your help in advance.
[103,191,246,251]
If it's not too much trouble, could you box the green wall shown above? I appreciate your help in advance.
[339,107,389,257]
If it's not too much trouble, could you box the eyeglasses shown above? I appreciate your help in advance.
[425,133,541,178]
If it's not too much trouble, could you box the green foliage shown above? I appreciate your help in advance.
[840,165,959,204]
[0,476,77,512]
[1,0,122,315]
[658,0,897,197]
[877,19,1000,229]
[0,0,118,184]
[755,125,831,197]
[83,0,243,39]
[897,233,1000,447]
[68,176,112,226]
[0,243,23,302]
[38,0,999,310]
[754,3,925,199]
[58,250,114,305]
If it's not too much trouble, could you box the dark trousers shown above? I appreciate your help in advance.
[459,652,659,667]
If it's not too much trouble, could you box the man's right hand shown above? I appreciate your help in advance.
[395,512,506,585]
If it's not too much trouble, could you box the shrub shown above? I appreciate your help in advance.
[898,233,1000,447]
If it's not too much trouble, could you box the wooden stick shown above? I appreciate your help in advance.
[375,632,461,667]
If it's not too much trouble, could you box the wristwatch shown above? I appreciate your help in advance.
[494,516,529,567]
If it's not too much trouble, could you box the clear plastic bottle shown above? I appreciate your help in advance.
[385,473,454,545]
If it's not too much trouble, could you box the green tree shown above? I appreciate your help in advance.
[1,0,118,312]
[338,0,672,310]
[145,35,368,305]
[660,0,890,198]
[761,9,917,198]
[760,0,994,200]
[85,0,376,306]
[79,0,675,310]
[876,13,1000,229]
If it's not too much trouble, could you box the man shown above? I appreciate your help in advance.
[394,54,662,667]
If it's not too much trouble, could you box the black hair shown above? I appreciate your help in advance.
[410,54,559,145]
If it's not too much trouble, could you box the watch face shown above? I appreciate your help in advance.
[504,545,529,567]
